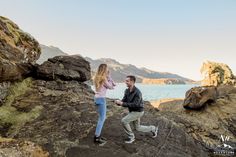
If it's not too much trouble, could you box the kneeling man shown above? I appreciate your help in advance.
[115,75,158,144]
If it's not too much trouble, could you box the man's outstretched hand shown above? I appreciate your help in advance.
[115,100,123,106]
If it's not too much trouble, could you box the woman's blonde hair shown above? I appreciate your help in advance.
[94,64,108,91]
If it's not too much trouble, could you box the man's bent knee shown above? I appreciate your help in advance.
[121,118,129,125]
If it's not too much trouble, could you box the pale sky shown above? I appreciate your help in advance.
[1,0,236,80]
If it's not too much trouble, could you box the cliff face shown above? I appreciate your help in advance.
[201,61,236,86]
[0,16,41,82]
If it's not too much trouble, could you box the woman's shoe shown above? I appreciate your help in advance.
[94,136,107,146]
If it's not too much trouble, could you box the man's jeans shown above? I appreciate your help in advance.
[121,111,155,139]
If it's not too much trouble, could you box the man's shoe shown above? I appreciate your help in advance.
[152,126,158,138]
[124,137,135,144]
[94,136,107,146]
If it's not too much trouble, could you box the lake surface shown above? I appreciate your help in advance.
[92,83,198,101]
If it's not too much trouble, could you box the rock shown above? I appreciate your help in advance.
[0,122,12,137]
[183,86,218,109]
[150,91,236,154]
[0,137,49,157]
[12,79,96,156]
[2,77,209,157]
[200,60,236,86]
[68,108,209,157]
[0,77,235,156]
[0,16,41,82]
[217,85,236,98]
[183,85,236,110]
[37,55,91,82]
[0,82,11,105]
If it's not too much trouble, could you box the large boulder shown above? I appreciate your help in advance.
[183,86,218,109]
[37,55,91,82]
[0,16,41,82]
[183,85,236,110]
[200,61,236,86]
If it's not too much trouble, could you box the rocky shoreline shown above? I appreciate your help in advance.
[1,80,236,157]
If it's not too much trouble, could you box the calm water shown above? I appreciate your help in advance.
[92,83,198,101]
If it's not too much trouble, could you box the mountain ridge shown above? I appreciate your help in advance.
[36,44,68,64]
[85,57,195,84]
[38,45,196,84]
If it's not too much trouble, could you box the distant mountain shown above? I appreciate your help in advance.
[37,45,195,84]
[85,57,195,84]
[36,44,68,64]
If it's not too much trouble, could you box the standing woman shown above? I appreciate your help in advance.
[93,64,116,146]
